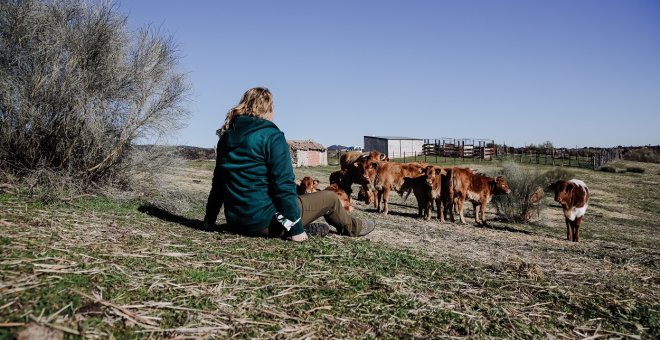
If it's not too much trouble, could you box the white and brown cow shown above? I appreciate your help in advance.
[451,167,511,225]
[549,179,590,242]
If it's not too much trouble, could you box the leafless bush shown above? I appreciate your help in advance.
[0,0,190,194]
[623,148,660,163]
[493,163,575,223]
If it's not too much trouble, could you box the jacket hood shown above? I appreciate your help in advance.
[225,116,278,147]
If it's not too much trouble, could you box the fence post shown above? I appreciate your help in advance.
[552,149,555,166]
[403,152,406,163]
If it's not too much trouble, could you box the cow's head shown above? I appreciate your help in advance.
[491,176,512,195]
[369,151,389,162]
[360,158,378,185]
[329,170,344,186]
[424,165,446,187]
[297,176,320,194]
[549,180,574,204]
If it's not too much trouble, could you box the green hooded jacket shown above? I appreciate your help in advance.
[216,115,303,236]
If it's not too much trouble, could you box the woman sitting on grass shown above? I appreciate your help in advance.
[203,87,375,241]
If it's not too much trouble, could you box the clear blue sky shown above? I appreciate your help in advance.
[119,0,660,148]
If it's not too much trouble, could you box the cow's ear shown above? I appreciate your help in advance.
[295,180,301,186]
[313,179,320,185]
[379,154,387,161]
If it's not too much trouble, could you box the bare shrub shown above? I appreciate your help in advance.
[0,0,190,194]
[626,166,645,174]
[493,163,575,223]
[599,166,618,173]
[623,148,660,163]
[20,168,81,203]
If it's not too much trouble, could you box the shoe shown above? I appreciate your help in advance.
[305,222,330,237]
[202,221,216,231]
[288,232,309,242]
[358,220,375,236]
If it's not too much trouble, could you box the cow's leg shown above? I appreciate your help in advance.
[376,190,383,212]
[446,195,455,223]
[340,180,353,202]
[480,201,488,226]
[573,216,582,242]
[457,196,466,224]
[472,201,480,224]
[437,198,443,222]
[382,187,391,215]
[418,196,425,217]
[565,217,572,241]
[424,199,432,220]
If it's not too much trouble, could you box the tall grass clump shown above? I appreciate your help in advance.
[493,162,574,222]
[0,0,190,197]
[124,146,193,214]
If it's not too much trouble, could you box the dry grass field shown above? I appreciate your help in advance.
[1,159,658,338]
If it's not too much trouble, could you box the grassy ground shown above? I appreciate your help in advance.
[0,159,658,338]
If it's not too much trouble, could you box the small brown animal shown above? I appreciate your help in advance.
[337,151,388,201]
[549,179,590,242]
[296,176,320,195]
[451,168,512,225]
[325,184,353,212]
[362,160,429,215]
[399,165,450,221]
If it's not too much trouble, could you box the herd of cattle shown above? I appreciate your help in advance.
[296,151,591,242]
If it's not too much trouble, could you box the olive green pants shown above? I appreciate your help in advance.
[298,190,363,237]
[240,191,363,237]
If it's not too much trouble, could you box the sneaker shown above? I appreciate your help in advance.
[305,222,330,237]
[358,220,376,237]
[201,221,216,231]
[288,232,309,242]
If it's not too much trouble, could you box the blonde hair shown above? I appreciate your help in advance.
[219,87,274,136]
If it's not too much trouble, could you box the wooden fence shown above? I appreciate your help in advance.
[497,147,622,169]
[329,146,622,170]
[422,138,496,159]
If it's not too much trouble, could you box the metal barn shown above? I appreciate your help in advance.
[363,136,425,159]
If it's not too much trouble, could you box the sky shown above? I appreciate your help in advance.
[118,0,660,149]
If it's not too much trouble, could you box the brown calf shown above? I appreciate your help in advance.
[324,184,353,212]
[363,160,428,215]
[549,179,590,242]
[398,165,450,221]
[451,167,511,225]
[334,151,387,202]
[296,176,320,195]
